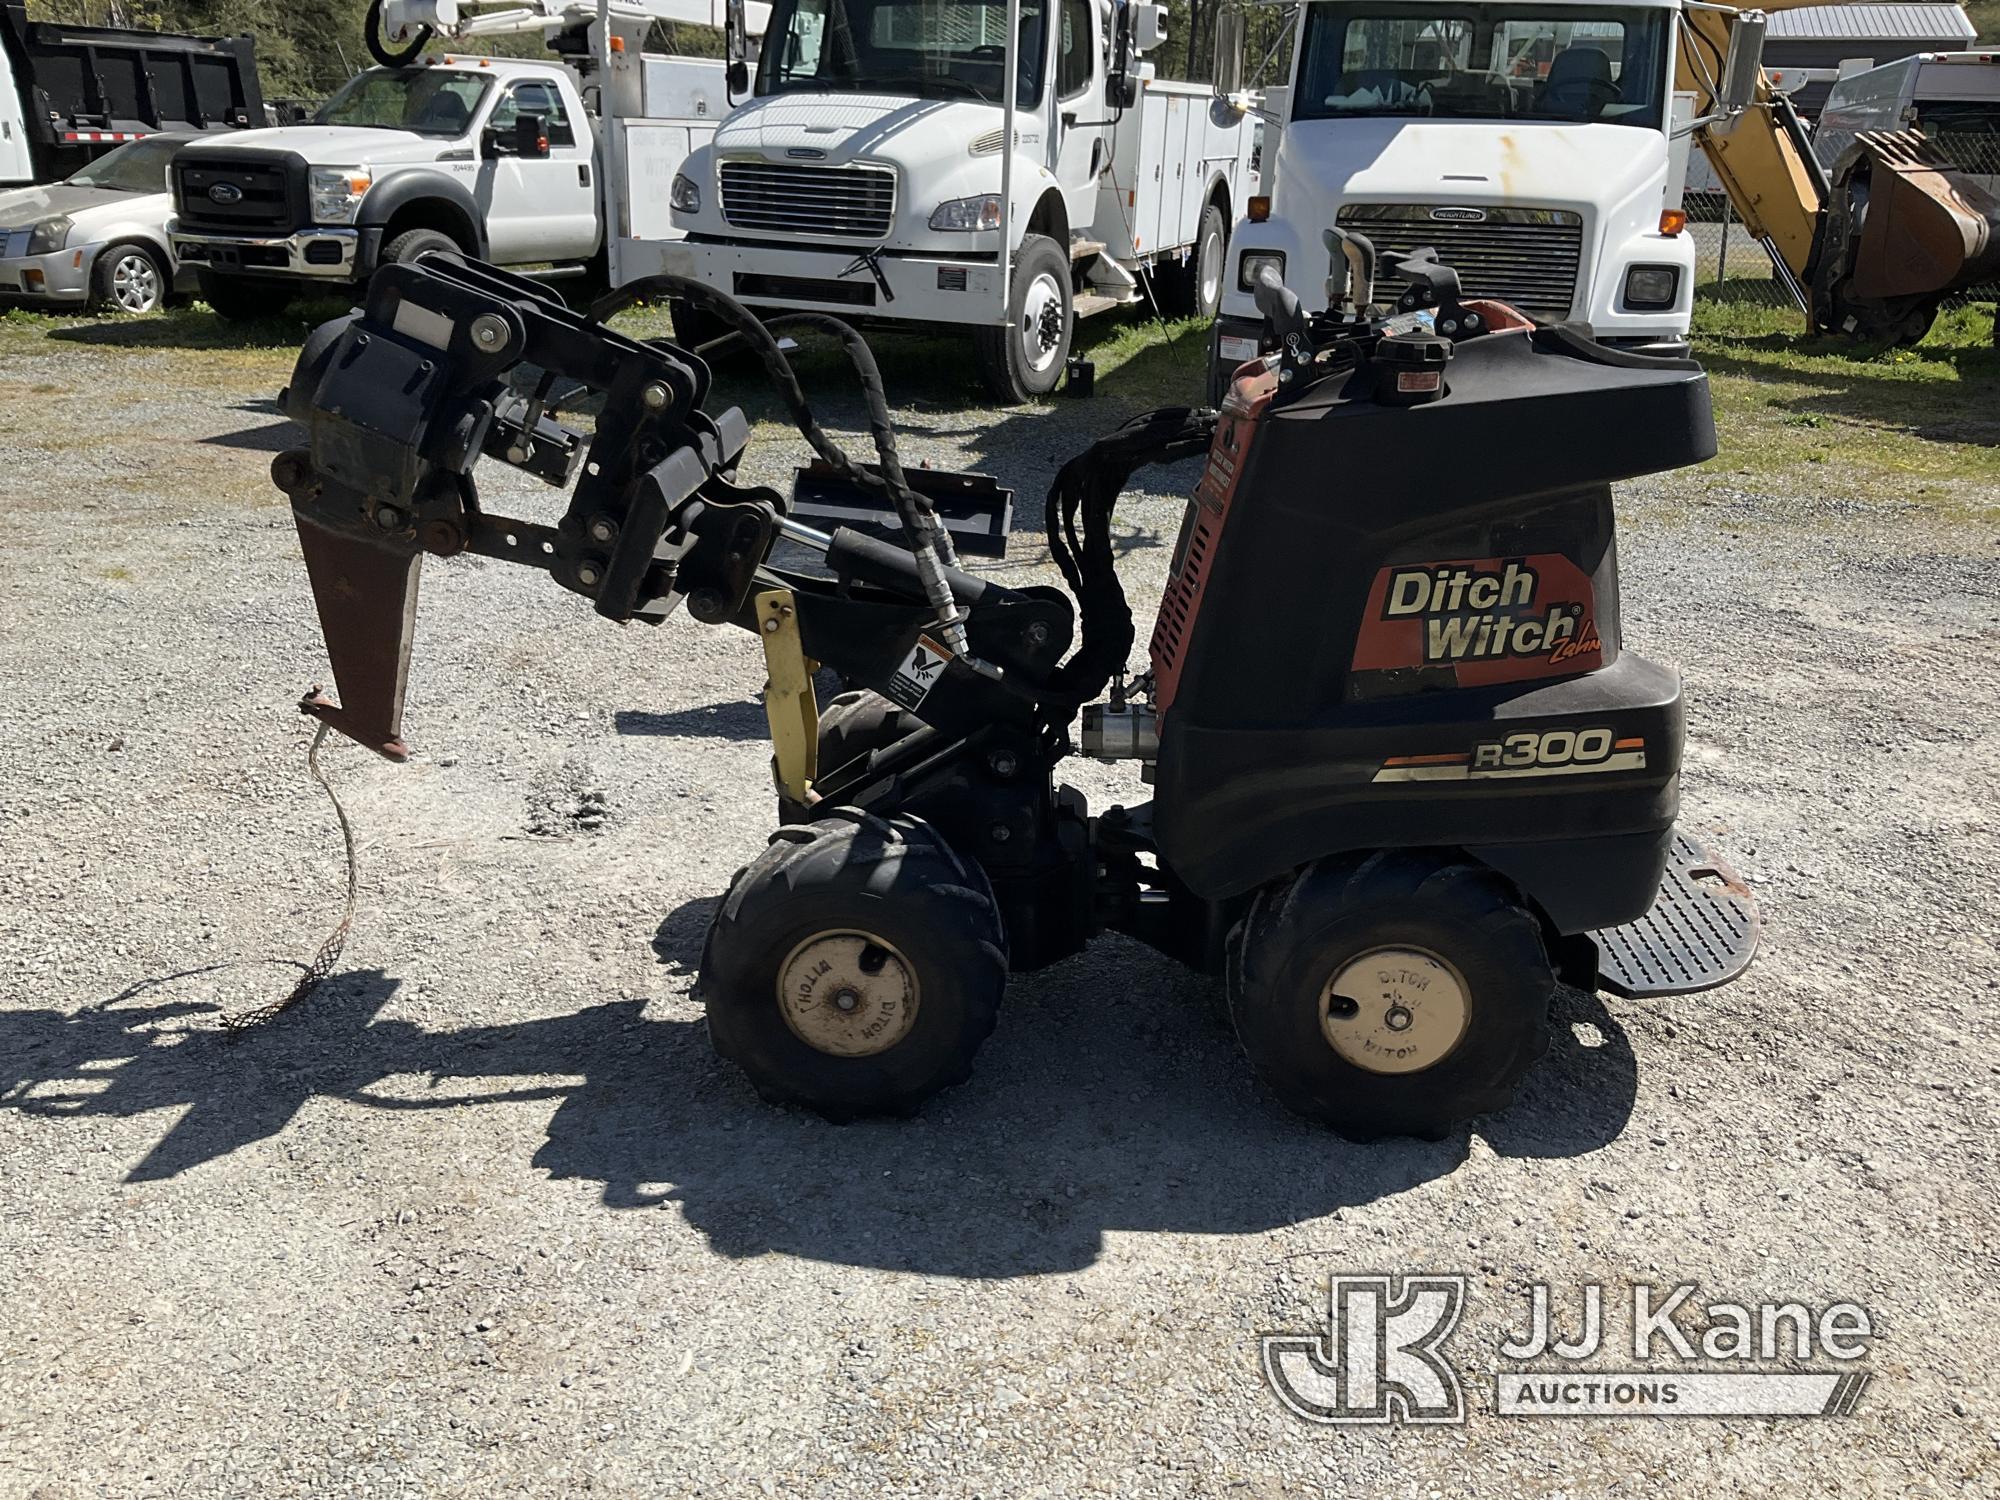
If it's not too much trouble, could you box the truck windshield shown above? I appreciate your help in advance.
[313,68,495,137]
[1294,4,1670,129]
[66,135,183,191]
[757,0,1050,107]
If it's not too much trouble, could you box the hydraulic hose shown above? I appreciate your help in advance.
[589,276,968,650]
[1039,405,1215,717]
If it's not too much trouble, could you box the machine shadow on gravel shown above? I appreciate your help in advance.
[2,940,1636,1276]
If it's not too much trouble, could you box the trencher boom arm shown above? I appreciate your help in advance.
[275,255,1074,776]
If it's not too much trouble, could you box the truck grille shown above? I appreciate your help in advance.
[1336,204,1583,321]
[719,161,896,239]
[175,155,299,235]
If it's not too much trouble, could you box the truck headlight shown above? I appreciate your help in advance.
[1623,264,1679,310]
[670,173,701,214]
[26,216,72,255]
[1237,249,1284,292]
[309,167,373,226]
[929,194,1002,232]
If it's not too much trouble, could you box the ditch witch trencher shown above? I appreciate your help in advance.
[273,244,1756,1139]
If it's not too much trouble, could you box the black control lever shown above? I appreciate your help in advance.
[1254,263,1309,351]
[1322,227,1378,318]
[1387,248,1485,339]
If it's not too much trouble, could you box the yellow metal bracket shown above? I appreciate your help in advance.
[755,588,818,803]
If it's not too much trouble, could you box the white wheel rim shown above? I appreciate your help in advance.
[111,252,160,313]
[1198,225,1223,310]
[777,929,921,1057]
[1018,271,1066,375]
[1319,946,1470,1074]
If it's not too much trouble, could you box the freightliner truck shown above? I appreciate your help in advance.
[1207,0,2000,397]
[652,0,1260,400]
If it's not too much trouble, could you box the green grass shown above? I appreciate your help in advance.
[3,293,1995,515]
[1687,297,2000,504]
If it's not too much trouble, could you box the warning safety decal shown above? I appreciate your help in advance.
[883,634,953,710]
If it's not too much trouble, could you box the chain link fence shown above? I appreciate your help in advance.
[1688,129,2000,320]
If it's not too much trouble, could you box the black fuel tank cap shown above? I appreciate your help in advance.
[1371,330,1453,406]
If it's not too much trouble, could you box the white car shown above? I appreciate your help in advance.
[0,133,194,314]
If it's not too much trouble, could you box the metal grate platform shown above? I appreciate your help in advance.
[1590,833,1760,997]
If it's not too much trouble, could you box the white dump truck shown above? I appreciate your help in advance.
[1207,0,1703,401]
[642,0,1260,399]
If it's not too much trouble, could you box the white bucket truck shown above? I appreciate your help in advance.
[1207,0,1700,401]
[641,0,1260,399]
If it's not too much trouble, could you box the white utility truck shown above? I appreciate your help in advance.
[646,0,1260,399]
[1207,0,1701,401]
[169,0,764,321]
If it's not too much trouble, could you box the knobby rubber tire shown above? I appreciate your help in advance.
[700,809,1007,1119]
[1228,852,1554,1140]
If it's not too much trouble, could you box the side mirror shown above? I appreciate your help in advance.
[515,113,550,159]
[1718,10,1768,114]
[1107,1,1141,111]
[1212,9,1245,99]
[726,0,751,99]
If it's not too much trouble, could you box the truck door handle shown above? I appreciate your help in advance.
[579,164,591,187]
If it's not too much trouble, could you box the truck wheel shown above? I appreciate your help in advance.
[973,232,1072,402]
[778,689,927,821]
[1159,203,1228,320]
[198,272,293,323]
[1228,852,1554,1141]
[700,810,1007,1120]
[92,242,167,315]
[383,228,464,268]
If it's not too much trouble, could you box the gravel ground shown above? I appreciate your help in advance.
[0,328,1996,1498]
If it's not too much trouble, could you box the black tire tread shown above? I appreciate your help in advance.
[91,240,167,314]
[700,812,1006,1119]
[383,227,463,266]
[1230,853,1554,1140]
[972,232,1071,402]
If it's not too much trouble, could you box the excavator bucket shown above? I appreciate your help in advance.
[1846,131,2000,300]
[1815,130,2000,339]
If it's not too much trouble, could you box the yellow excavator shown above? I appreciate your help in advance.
[1688,2,2000,341]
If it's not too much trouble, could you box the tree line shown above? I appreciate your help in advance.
[26,0,1296,99]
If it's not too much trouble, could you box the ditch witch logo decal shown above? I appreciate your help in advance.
[1263,1276,1876,1425]
[1352,554,1604,686]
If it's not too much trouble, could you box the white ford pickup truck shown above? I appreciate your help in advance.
[170,50,727,321]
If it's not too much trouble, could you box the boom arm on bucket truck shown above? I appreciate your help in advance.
[368,0,771,70]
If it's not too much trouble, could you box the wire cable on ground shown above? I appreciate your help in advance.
[223,721,357,1033]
